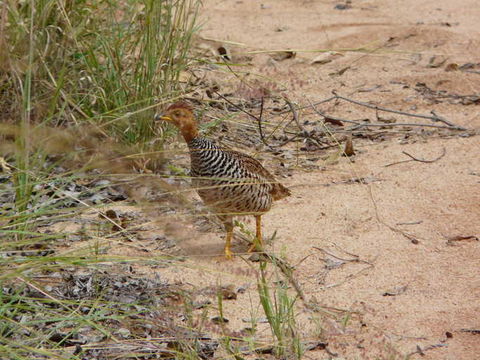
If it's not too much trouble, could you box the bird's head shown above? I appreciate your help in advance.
[155,102,198,142]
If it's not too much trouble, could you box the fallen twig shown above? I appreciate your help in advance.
[396,220,423,226]
[313,246,372,266]
[283,96,305,133]
[278,96,337,115]
[348,121,462,131]
[446,235,479,246]
[213,90,276,149]
[385,147,446,167]
[332,91,467,130]
[430,110,460,128]
[308,95,466,131]
[407,343,448,357]
[312,246,375,289]
[213,90,260,122]
[309,102,367,125]
[257,96,268,146]
[249,251,306,301]
[402,147,446,163]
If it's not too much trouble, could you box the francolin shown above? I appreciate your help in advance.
[156,102,290,259]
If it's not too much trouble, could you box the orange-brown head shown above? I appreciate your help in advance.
[155,102,199,142]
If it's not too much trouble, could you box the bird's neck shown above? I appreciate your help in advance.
[179,121,199,143]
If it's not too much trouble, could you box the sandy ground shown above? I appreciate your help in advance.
[2,1,479,359]
[152,0,479,358]
[53,1,480,359]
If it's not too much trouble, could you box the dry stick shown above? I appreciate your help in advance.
[284,97,337,149]
[283,96,305,133]
[212,90,275,149]
[281,97,310,146]
[332,91,467,130]
[299,95,467,131]
[313,246,373,266]
[313,246,375,290]
[396,220,423,226]
[348,122,460,131]
[257,96,266,143]
[309,104,368,125]
[267,253,306,301]
[402,147,446,163]
[430,110,461,128]
[407,343,448,357]
[277,96,337,115]
[213,90,302,148]
[385,147,447,167]
[253,252,306,301]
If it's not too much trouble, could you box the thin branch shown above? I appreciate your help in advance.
[309,103,368,125]
[255,96,271,148]
[385,147,446,167]
[348,122,464,131]
[407,343,448,357]
[213,90,276,149]
[283,96,305,132]
[332,91,467,130]
[402,147,446,163]
[213,90,260,121]
[430,110,461,128]
[306,94,467,131]
[277,95,337,115]
[313,246,372,265]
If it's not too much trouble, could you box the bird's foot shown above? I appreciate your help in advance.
[224,247,234,260]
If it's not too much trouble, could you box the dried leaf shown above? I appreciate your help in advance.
[221,285,237,300]
[329,66,350,76]
[383,285,408,296]
[211,316,229,324]
[446,235,479,245]
[324,117,344,126]
[310,51,344,65]
[0,157,11,173]
[377,116,396,124]
[444,63,458,72]
[427,55,448,68]
[343,137,355,156]
[271,51,296,61]
[217,45,231,61]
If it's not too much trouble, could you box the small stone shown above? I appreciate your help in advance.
[116,328,131,339]
[211,316,229,324]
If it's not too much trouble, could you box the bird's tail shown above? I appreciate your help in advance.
[271,183,291,200]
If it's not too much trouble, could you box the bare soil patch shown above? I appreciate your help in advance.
[180,0,480,358]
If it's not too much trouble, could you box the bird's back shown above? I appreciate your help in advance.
[187,137,290,215]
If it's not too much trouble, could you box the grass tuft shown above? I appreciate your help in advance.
[1,0,201,358]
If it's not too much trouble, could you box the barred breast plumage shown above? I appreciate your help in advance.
[188,137,282,216]
[155,101,290,259]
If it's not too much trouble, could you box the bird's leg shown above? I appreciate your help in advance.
[223,217,234,260]
[248,215,263,253]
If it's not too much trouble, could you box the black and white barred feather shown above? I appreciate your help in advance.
[187,137,290,216]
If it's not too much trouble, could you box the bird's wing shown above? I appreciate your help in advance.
[225,149,291,200]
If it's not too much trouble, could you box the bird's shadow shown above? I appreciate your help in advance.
[179,236,251,261]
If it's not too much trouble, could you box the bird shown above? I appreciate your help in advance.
[155,101,291,259]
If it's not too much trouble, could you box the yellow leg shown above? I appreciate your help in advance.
[248,215,263,253]
[224,228,233,259]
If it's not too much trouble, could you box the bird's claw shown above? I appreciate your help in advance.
[224,247,233,260]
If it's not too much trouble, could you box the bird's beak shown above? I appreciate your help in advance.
[154,113,172,122]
